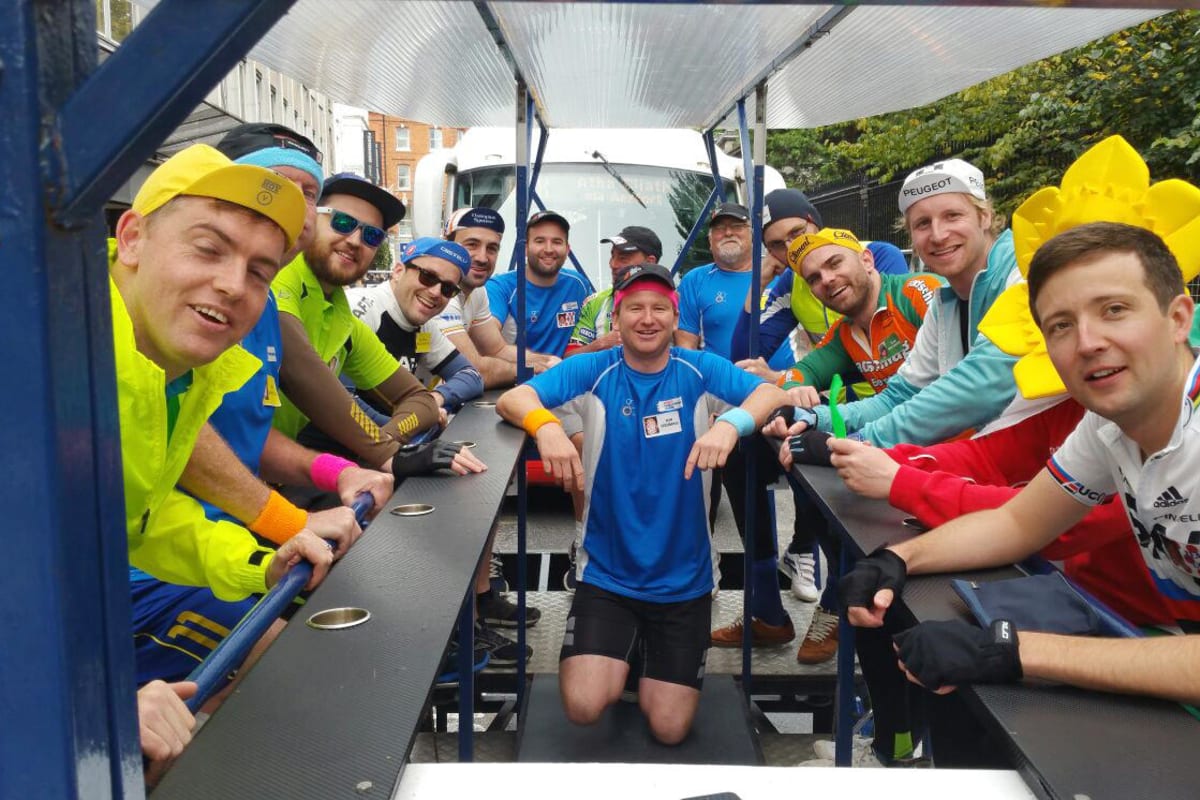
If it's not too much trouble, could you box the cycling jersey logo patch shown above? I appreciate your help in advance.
[1153,486,1188,509]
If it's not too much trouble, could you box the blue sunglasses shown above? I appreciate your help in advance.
[317,206,387,248]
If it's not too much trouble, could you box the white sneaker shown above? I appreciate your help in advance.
[812,735,883,767]
[780,550,819,602]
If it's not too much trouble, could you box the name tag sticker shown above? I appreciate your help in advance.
[657,396,684,412]
[643,411,682,438]
[416,331,432,353]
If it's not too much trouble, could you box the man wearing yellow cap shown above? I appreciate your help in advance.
[779,228,942,404]
[110,143,336,776]
[111,144,334,604]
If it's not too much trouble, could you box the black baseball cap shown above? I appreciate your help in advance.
[216,122,323,165]
[613,262,675,294]
[527,209,570,235]
[710,202,751,224]
[601,226,663,260]
[320,172,406,228]
[762,188,822,233]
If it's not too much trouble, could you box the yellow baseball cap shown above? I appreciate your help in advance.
[786,227,864,272]
[132,144,306,251]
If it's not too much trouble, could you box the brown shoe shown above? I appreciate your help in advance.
[796,607,839,664]
[711,617,796,648]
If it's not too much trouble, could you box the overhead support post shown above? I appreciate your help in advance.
[736,99,755,214]
[739,81,769,700]
[671,128,731,276]
[54,0,299,226]
[514,79,532,720]
[703,129,728,204]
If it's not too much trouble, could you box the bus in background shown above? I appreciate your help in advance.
[412,127,785,288]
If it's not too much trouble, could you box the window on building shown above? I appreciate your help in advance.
[430,129,444,150]
[396,164,412,191]
[395,126,411,151]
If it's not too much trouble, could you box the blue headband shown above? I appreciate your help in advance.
[234,147,324,189]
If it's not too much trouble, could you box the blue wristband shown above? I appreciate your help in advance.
[717,407,756,438]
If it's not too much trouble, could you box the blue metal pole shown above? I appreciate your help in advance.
[702,129,728,204]
[515,80,532,720]
[456,585,476,761]
[670,187,721,277]
[835,536,857,767]
[3,2,160,796]
[736,98,756,213]
[185,494,375,710]
[55,0,298,226]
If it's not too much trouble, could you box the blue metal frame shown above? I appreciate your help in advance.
[4,1,300,795]
[514,81,533,724]
[508,119,597,294]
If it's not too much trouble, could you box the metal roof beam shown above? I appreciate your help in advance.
[700,4,853,133]
[54,0,296,226]
[474,1,552,127]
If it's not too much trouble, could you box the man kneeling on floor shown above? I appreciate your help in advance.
[497,263,788,744]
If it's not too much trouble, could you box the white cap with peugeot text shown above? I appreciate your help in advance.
[898,159,987,214]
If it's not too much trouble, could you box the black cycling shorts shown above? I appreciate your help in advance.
[560,582,711,690]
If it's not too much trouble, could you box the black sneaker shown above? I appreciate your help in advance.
[436,636,490,684]
[488,554,509,594]
[478,590,541,628]
[475,622,532,669]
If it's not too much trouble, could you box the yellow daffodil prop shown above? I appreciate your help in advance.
[978,135,1200,398]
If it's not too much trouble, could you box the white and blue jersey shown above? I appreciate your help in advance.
[527,347,762,602]
[486,268,590,356]
[677,263,752,360]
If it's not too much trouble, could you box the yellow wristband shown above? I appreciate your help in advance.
[522,408,561,438]
[248,490,308,546]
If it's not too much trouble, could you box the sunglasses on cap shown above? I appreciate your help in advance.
[317,207,387,248]
[257,131,323,165]
[405,264,461,299]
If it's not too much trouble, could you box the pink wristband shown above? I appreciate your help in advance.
[311,453,356,492]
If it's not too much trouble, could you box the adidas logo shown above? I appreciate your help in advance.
[1153,486,1188,509]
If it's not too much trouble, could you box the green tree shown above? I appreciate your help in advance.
[370,239,394,273]
[769,10,1200,220]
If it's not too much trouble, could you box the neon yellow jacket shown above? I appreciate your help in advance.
[111,266,276,600]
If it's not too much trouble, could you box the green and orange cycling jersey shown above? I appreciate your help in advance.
[777,272,943,394]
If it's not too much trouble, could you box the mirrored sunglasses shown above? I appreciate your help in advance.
[317,207,387,248]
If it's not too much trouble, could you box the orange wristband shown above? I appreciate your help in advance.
[248,490,308,545]
[522,408,561,437]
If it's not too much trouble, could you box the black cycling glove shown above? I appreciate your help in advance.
[392,440,464,479]
[788,430,834,466]
[838,547,908,610]
[893,619,1023,689]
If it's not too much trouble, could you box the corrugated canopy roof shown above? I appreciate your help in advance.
[236,2,1162,129]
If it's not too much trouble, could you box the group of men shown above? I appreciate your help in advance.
[108,113,1200,776]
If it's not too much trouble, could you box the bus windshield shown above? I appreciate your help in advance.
[454,163,736,290]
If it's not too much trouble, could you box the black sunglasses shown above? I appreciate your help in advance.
[406,264,461,299]
[317,207,387,248]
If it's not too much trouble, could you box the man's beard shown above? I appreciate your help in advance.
[305,243,368,287]
[713,240,747,268]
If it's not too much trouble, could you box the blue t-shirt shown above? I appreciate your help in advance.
[527,347,762,602]
[486,268,591,356]
[677,263,752,360]
[131,292,284,584]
